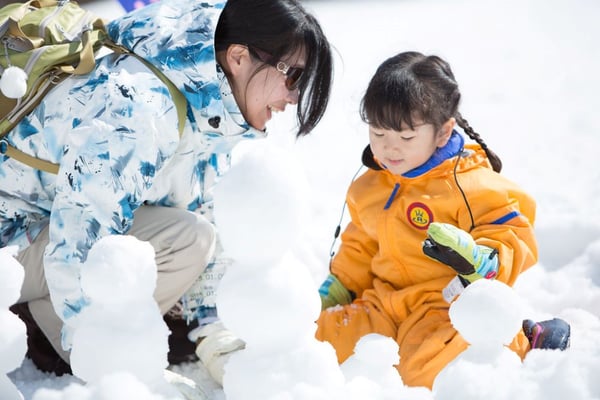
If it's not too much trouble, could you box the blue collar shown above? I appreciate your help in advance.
[402,131,464,178]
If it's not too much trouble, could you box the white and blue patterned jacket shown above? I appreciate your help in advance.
[0,0,264,340]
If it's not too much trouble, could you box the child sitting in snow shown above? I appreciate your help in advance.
[316,51,570,389]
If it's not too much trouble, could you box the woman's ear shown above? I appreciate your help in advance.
[436,117,455,147]
[224,44,251,77]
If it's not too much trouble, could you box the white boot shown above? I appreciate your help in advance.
[194,322,245,386]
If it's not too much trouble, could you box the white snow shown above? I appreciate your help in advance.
[0,246,27,400]
[4,0,600,399]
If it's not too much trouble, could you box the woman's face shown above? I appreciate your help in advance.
[229,46,305,131]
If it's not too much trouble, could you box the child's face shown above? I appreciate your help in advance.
[368,121,452,176]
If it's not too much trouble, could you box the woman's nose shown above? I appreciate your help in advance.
[286,88,299,105]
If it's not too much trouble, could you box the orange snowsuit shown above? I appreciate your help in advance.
[315,133,537,388]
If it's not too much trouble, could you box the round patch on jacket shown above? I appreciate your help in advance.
[406,202,433,230]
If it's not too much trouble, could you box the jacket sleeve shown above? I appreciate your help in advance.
[329,194,378,299]
[458,171,538,286]
[43,64,180,350]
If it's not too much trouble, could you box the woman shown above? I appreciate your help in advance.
[3,0,333,384]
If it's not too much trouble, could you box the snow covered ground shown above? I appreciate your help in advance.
[4,0,600,398]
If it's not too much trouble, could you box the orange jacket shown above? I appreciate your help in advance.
[318,132,537,387]
[331,133,538,307]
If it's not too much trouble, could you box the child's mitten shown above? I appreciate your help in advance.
[423,222,499,286]
[318,274,354,310]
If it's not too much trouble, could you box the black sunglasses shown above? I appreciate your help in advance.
[248,47,304,91]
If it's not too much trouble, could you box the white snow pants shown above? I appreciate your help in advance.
[16,206,216,363]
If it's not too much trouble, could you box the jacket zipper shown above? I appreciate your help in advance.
[383,182,400,210]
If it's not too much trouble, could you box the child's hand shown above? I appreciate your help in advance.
[422,222,498,285]
[318,274,354,310]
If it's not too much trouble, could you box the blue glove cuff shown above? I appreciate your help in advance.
[474,246,499,279]
[318,275,336,297]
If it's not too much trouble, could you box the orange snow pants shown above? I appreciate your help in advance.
[315,278,531,389]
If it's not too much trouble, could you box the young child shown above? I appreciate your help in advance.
[316,51,570,389]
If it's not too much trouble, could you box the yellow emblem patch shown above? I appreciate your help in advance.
[406,202,433,230]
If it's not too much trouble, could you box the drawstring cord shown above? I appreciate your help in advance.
[453,149,475,232]
[329,164,364,262]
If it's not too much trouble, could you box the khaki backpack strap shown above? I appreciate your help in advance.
[136,56,188,136]
[60,29,107,75]
[0,68,68,174]
[32,0,59,7]
[0,139,59,174]
[103,42,188,136]
[72,30,99,75]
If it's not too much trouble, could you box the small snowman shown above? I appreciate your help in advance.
[0,246,27,400]
[69,235,177,397]
[213,144,346,399]
[433,279,524,400]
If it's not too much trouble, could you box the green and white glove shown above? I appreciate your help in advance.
[423,222,499,287]
[318,274,354,310]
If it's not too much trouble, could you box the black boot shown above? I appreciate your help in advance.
[523,318,571,351]
[163,302,199,364]
[9,302,72,376]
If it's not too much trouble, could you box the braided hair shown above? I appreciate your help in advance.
[359,51,502,172]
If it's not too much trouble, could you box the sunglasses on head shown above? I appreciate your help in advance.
[248,46,304,91]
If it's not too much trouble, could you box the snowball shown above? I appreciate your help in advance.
[341,334,400,382]
[70,305,169,384]
[449,279,524,347]
[213,144,309,265]
[81,236,157,303]
[217,253,320,349]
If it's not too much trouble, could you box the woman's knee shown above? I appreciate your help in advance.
[131,207,217,275]
[170,212,217,271]
[152,212,217,306]
[186,214,217,268]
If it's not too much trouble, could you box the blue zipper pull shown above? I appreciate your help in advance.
[383,183,400,210]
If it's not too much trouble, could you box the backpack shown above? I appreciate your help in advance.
[0,0,187,174]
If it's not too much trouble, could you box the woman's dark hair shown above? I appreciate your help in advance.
[215,0,333,137]
[359,51,502,172]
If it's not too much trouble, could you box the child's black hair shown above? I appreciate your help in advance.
[359,51,502,172]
